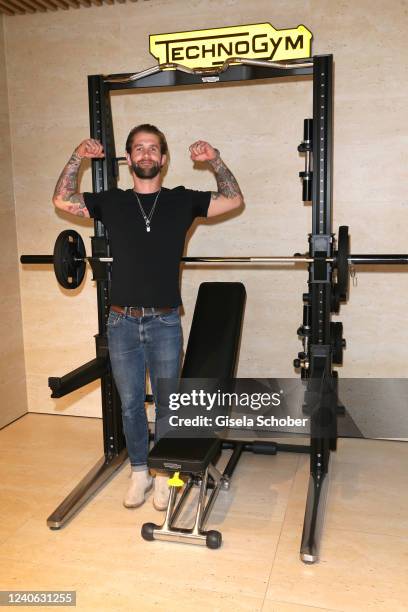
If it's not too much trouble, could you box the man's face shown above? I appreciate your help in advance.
[126,132,166,179]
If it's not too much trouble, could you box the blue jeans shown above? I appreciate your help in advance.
[107,308,182,468]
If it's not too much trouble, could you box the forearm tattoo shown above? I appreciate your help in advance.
[209,154,243,201]
[53,152,87,216]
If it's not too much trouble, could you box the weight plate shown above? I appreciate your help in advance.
[330,285,341,313]
[330,321,344,365]
[53,229,86,289]
[336,226,350,302]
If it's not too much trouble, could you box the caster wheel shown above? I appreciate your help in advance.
[141,522,158,541]
[206,530,222,549]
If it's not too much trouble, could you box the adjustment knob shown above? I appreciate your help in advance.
[293,355,309,369]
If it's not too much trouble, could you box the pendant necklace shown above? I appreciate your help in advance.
[132,189,161,232]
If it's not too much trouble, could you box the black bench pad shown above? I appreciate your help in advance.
[182,282,246,378]
[148,437,222,473]
[148,283,246,474]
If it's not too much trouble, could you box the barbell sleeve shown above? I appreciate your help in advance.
[349,255,408,265]
[20,255,54,264]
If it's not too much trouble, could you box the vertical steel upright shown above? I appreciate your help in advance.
[87,75,126,457]
[300,55,334,562]
[45,79,128,529]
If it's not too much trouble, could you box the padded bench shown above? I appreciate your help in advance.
[142,282,246,548]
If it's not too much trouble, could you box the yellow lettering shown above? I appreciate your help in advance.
[252,33,268,53]
[149,23,312,69]
[186,46,200,59]
[285,34,304,50]
[171,46,184,61]
[235,40,250,55]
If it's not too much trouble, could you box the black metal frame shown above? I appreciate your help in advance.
[301,55,334,562]
[47,56,336,563]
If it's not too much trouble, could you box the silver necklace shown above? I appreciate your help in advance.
[132,189,161,232]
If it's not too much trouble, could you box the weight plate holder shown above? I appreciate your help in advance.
[53,229,86,289]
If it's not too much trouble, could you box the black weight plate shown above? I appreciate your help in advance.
[336,226,350,301]
[330,285,340,314]
[330,321,344,365]
[53,229,86,289]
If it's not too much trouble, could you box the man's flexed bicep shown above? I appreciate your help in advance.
[52,139,104,217]
[189,140,243,218]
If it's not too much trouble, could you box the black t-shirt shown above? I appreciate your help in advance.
[83,186,211,306]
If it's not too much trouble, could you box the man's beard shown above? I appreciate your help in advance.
[132,161,161,179]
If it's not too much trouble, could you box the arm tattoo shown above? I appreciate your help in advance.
[209,154,243,201]
[53,152,87,215]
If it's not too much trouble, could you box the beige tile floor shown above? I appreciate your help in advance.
[0,414,407,612]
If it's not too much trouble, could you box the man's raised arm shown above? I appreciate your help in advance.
[189,140,243,218]
[52,138,104,217]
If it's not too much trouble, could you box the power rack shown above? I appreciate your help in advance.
[45,55,342,563]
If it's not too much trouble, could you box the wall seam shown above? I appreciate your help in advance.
[2,13,29,416]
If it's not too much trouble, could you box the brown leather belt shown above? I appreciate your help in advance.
[111,305,175,318]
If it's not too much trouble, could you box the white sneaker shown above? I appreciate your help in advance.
[153,474,170,511]
[123,470,153,508]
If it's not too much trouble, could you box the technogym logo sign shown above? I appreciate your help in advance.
[149,23,313,69]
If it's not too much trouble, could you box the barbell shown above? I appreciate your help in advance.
[20,228,408,301]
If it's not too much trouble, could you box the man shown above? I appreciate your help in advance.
[53,124,243,510]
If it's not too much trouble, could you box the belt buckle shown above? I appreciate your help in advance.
[130,306,143,317]
[141,306,145,317]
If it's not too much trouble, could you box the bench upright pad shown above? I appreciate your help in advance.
[148,282,246,472]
